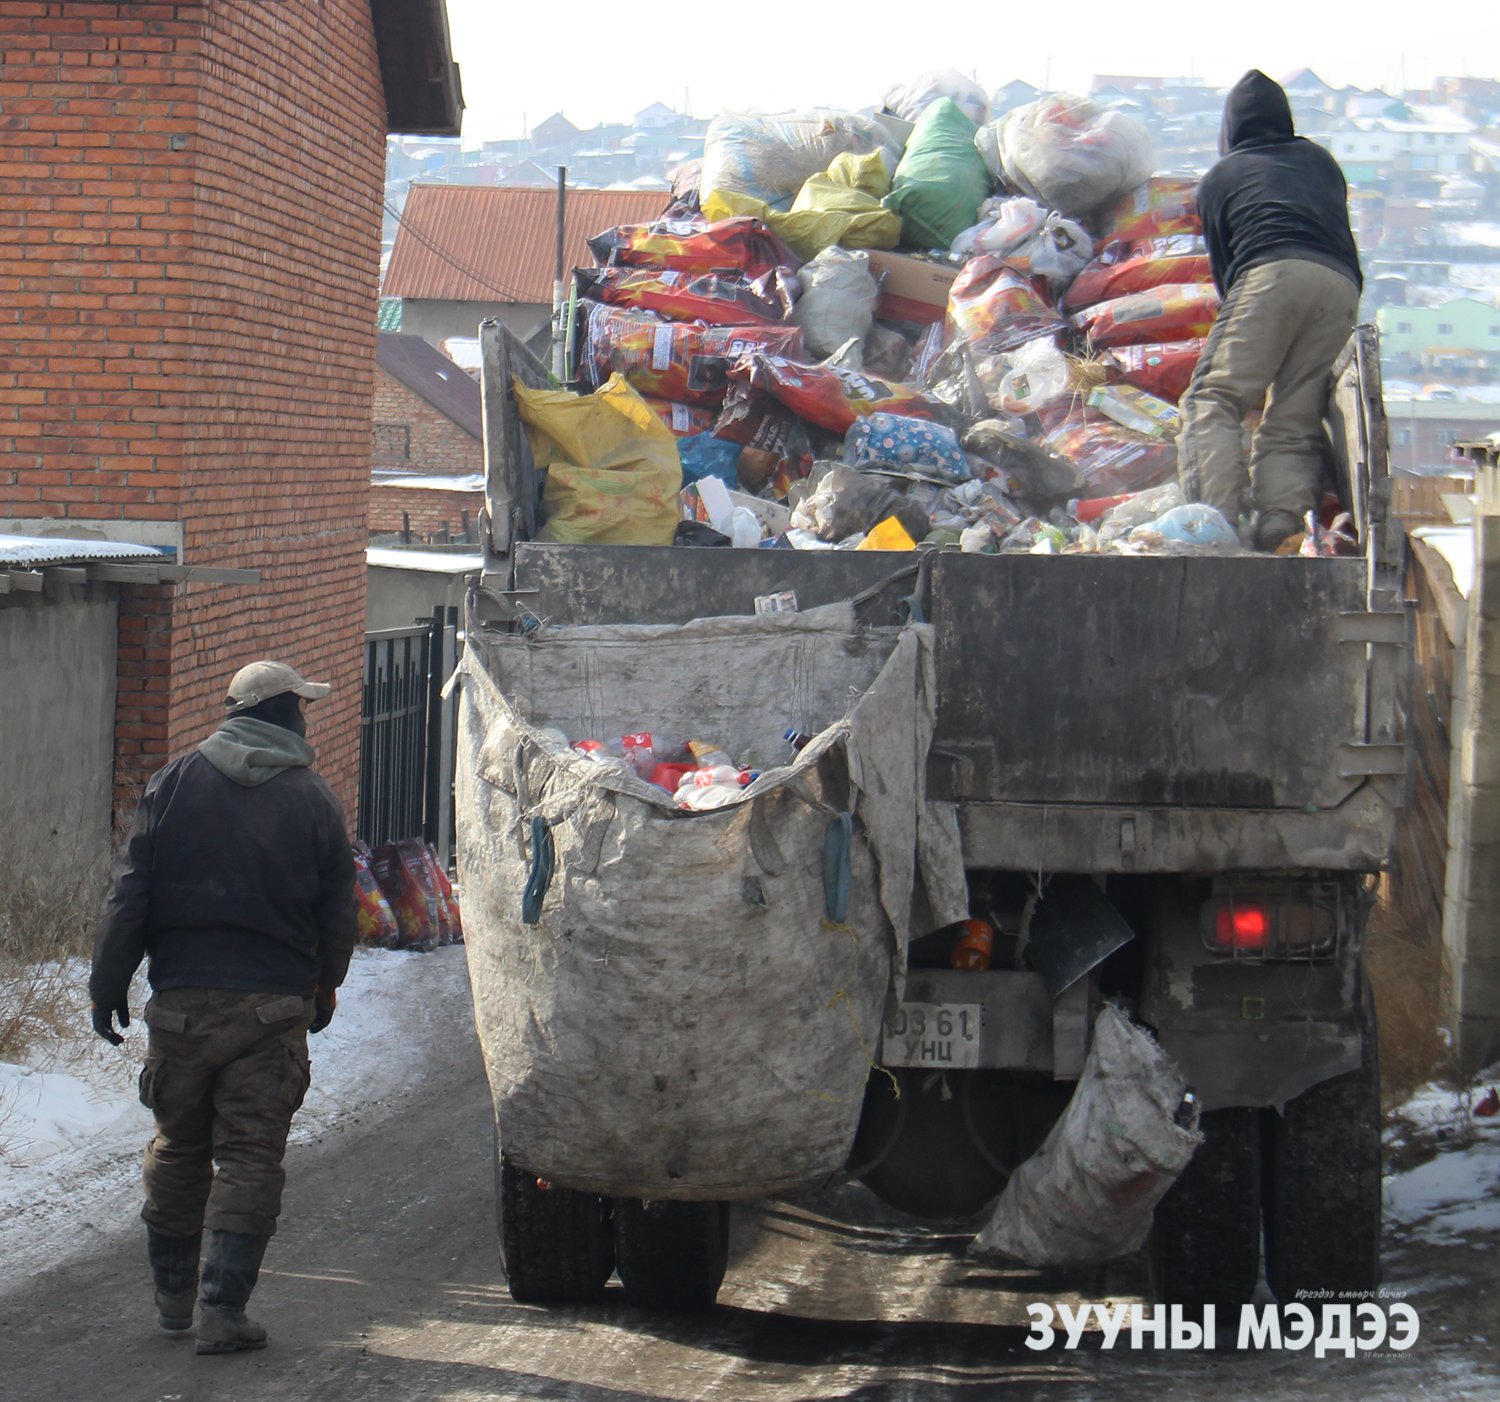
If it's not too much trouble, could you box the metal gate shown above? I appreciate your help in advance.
[358,606,459,861]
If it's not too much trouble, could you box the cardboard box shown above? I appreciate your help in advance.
[865,249,959,326]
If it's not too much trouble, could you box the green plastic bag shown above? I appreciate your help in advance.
[514,375,682,546]
[883,97,992,253]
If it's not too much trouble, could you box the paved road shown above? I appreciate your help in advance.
[4,948,1495,1401]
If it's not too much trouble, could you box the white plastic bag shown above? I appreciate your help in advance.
[952,196,1094,296]
[996,337,1070,415]
[983,95,1153,219]
[970,1006,1201,1266]
[883,68,989,128]
[792,247,879,362]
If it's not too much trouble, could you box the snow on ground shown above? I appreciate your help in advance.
[0,944,471,1278]
[1385,1077,1500,1247]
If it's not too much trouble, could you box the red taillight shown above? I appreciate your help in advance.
[1215,904,1268,951]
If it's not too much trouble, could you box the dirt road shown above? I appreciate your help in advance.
[3,948,1495,1401]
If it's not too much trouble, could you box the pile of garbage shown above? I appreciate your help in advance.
[518,74,1353,559]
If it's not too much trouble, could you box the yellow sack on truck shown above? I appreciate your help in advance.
[514,374,682,546]
[704,151,902,263]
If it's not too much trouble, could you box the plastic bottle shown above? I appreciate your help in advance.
[785,728,813,753]
[950,917,995,971]
[687,740,733,768]
[620,731,655,776]
[677,783,741,811]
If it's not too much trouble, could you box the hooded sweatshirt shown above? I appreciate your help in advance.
[1196,70,1362,297]
[90,716,356,1004]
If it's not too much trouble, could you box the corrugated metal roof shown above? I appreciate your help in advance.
[382,184,671,303]
[0,535,165,568]
[376,333,482,439]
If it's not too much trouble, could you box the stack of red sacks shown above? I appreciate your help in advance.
[363,838,463,952]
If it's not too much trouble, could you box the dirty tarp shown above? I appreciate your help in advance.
[456,605,967,1199]
[970,1005,1202,1266]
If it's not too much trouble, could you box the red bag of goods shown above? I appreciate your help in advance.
[1101,339,1206,404]
[728,354,941,436]
[642,396,719,438]
[574,265,793,326]
[371,839,445,951]
[709,385,813,494]
[587,216,800,284]
[424,841,463,944]
[1062,241,1214,312]
[1043,412,1178,500]
[947,254,1064,354]
[352,844,400,948]
[580,303,804,406]
[1105,177,1202,246]
[1070,284,1220,350]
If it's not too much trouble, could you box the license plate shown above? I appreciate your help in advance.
[881,1001,981,1069]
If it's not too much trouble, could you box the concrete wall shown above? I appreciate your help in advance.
[367,564,476,633]
[0,591,118,878]
[399,300,551,354]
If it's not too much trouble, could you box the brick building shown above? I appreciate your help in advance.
[0,2,461,820]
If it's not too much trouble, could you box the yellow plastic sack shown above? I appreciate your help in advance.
[704,152,903,262]
[514,375,682,546]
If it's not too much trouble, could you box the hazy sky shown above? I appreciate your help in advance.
[443,0,1499,144]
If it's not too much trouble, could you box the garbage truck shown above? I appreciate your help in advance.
[455,316,1406,1314]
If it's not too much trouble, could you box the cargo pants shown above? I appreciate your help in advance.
[1178,258,1360,526]
[138,988,314,1240]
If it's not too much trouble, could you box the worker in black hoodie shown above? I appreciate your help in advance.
[1179,70,1363,549]
[90,659,355,1357]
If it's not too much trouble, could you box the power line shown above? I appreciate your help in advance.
[382,196,537,303]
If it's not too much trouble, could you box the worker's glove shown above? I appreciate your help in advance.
[91,999,130,1047]
[310,986,337,1035]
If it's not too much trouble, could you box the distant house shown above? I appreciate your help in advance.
[634,102,679,131]
[1377,299,1500,378]
[531,113,584,153]
[992,79,1040,113]
[381,183,671,352]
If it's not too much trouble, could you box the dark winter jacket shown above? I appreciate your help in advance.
[89,717,356,1005]
[1196,70,1362,297]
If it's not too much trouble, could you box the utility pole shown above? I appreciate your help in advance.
[552,166,568,383]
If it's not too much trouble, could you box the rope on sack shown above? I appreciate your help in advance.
[521,815,554,926]
[818,989,900,1103]
[823,811,853,930]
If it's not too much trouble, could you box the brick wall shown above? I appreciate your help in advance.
[372,369,482,476]
[369,484,486,542]
[0,2,388,819]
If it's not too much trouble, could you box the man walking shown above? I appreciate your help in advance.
[90,660,356,1356]
[1179,69,1363,550]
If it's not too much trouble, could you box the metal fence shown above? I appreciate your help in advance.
[358,607,459,860]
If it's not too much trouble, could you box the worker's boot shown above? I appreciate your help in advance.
[194,1230,270,1355]
[1254,508,1304,552]
[146,1227,201,1336]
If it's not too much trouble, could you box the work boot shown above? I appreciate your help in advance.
[194,1230,270,1355]
[1254,508,1304,552]
[146,1227,201,1336]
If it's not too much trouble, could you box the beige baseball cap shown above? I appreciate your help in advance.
[225,660,332,713]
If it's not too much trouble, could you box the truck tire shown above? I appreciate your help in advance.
[613,1198,731,1312]
[494,1143,614,1304]
[1149,1107,1262,1311]
[1263,1024,1382,1302]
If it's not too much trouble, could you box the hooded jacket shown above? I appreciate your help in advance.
[1196,70,1362,297]
[90,716,356,1004]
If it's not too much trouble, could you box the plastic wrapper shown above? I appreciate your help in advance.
[575,266,793,326]
[700,110,904,212]
[579,302,805,405]
[883,68,989,127]
[1104,176,1202,246]
[884,98,993,253]
[643,396,718,438]
[962,419,1079,502]
[1089,481,1185,538]
[843,412,971,484]
[1100,339,1206,403]
[371,839,445,951]
[352,843,400,948]
[726,353,941,436]
[793,246,879,361]
[951,196,1093,295]
[1086,383,1180,438]
[704,151,902,262]
[587,216,800,284]
[1062,240,1213,313]
[515,374,683,546]
[996,337,1071,415]
[947,254,1064,354]
[678,431,742,488]
[1131,503,1238,548]
[1042,410,1178,500]
[789,464,932,544]
[1069,284,1220,350]
[1300,509,1359,557]
[982,95,1153,220]
[425,842,464,943]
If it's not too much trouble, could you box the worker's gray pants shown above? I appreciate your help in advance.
[1178,259,1360,524]
[137,988,314,1239]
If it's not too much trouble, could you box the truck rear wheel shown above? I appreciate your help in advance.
[494,1140,614,1304]
[613,1199,731,1312]
[1263,1027,1382,1301]
[1149,1107,1262,1311]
